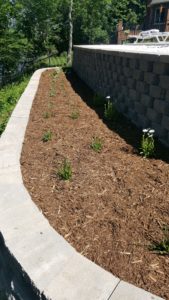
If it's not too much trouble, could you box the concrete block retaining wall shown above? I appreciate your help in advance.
[73,45,169,147]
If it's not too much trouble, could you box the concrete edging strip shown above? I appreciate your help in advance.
[0,68,164,300]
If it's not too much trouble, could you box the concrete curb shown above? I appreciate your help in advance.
[0,68,164,300]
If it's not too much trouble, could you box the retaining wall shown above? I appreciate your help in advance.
[73,45,169,147]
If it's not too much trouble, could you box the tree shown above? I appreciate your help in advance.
[67,0,73,65]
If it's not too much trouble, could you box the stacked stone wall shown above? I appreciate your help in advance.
[73,46,169,147]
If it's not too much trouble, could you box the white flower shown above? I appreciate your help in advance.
[149,129,155,134]
[106,95,110,99]
[142,129,148,133]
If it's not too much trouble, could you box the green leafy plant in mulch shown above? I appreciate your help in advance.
[140,128,155,158]
[58,159,72,180]
[90,136,103,152]
[42,130,52,142]
[43,111,50,119]
[70,110,80,120]
[104,98,118,121]
[149,226,169,255]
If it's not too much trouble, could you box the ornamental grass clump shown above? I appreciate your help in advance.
[140,128,155,158]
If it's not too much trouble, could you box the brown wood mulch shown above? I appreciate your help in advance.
[21,69,169,299]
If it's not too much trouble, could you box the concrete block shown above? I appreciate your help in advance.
[137,114,150,128]
[109,281,163,300]
[154,99,169,115]
[140,60,153,72]
[134,102,147,114]
[144,72,159,85]
[141,94,154,107]
[133,70,144,81]
[147,108,162,124]
[151,122,167,138]
[136,81,149,94]
[153,62,169,75]
[162,115,169,130]
[129,89,137,101]
[149,85,166,99]
[159,75,169,89]
[44,252,119,300]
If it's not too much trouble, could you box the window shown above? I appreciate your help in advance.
[154,7,165,24]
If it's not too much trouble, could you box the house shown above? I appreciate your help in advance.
[146,0,169,32]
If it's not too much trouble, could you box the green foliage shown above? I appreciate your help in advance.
[0,75,30,135]
[90,136,103,152]
[58,159,72,180]
[43,111,50,119]
[140,129,155,158]
[42,130,52,142]
[70,110,79,119]
[149,226,169,255]
[104,100,117,121]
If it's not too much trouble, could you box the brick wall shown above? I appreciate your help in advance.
[73,46,169,147]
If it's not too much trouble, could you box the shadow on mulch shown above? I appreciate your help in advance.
[65,68,169,164]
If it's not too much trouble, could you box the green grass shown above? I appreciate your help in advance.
[0,75,30,135]
[36,53,67,69]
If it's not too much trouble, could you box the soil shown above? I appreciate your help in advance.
[21,69,169,299]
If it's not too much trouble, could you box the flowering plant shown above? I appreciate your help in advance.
[140,128,155,158]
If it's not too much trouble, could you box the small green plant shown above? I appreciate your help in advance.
[90,136,103,152]
[149,226,169,255]
[58,159,72,180]
[140,128,155,158]
[43,111,50,119]
[104,99,117,121]
[49,89,56,97]
[70,110,79,120]
[42,130,52,142]
[93,94,104,107]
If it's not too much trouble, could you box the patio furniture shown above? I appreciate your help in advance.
[128,29,169,43]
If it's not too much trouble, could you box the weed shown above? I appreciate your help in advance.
[49,90,56,97]
[43,111,50,119]
[58,159,72,180]
[90,137,103,152]
[104,100,117,121]
[140,128,155,158]
[149,226,169,255]
[42,130,52,142]
[70,110,79,120]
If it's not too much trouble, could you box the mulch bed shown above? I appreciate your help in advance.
[21,69,169,299]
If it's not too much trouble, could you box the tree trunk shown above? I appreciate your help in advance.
[67,0,73,65]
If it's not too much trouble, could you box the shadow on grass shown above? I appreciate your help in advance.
[65,69,169,164]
